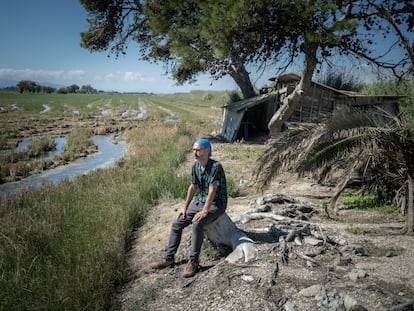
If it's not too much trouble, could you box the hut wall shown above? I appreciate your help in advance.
[272,74,403,126]
[288,84,336,123]
[221,109,245,142]
[333,97,400,117]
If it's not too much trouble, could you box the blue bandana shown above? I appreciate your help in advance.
[195,138,212,157]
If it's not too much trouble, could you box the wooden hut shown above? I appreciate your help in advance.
[220,92,279,142]
[220,73,406,142]
[275,73,403,123]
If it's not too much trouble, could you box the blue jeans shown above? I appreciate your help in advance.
[165,200,225,261]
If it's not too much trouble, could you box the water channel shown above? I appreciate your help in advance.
[0,135,128,199]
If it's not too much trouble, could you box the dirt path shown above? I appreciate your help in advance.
[117,143,414,311]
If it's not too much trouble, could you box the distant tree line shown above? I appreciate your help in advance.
[9,80,99,94]
[56,84,98,94]
[16,80,55,93]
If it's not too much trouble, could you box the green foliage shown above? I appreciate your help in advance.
[80,0,413,100]
[340,191,396,213]
[202,93,214,101]
[201,240,222,260]
[17,80,41,93]
[227,91,243,103]
[224,142,263,160]
[226,177,240,198]
[263,255,275,264]
[122,281,158,311]
[362,77,414,126]
[14,80,95,94]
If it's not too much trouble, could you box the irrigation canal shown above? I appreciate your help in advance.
[0,135,127,199]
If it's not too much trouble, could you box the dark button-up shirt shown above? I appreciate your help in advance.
[192,158,227,209]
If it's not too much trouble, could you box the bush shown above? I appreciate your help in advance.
[227,178,240,198]
[362,77,414,125]
[227,91,242,103]
[202,93,214,101]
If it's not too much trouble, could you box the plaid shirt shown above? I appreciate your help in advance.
[191,158,227,209]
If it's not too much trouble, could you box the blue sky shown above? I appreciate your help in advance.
[0,0,244,93]
[0,1,410,93]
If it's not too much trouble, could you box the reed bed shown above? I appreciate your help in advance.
[0,122,195,310]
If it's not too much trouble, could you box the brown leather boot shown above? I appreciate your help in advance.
[150,258,174,269]
[182,259,199,278]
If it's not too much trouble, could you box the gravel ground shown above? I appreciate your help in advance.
[116,144,414,311]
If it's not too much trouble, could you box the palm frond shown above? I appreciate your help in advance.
[254,108,414,203]
[252,123,323,189]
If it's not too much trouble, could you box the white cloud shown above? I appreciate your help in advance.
[92,72,117,81]
[124,71,143,81]
[93,71,150,83]
[124,71,157,83]
[0,68,85,82]
[66,70,86,80]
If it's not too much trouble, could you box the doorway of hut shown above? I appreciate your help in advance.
[234,105,270,142]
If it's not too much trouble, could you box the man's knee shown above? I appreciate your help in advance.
[171,219,186,231]
[191,220,205,233]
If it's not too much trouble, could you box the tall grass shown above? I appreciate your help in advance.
[0,123,194,310]
[25,136,56,158]
[61,127,96,161]
[0,137,55,177]
[362,77,414,125]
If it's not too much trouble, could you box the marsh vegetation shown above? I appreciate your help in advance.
[0,90,230,310]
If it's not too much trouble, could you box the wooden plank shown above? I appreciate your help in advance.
[223,91,280,112]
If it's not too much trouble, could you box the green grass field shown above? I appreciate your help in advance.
[0,90,228,118]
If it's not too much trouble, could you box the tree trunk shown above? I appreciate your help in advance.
[402,174,414,235]
[204,213,258,263]
[228,61,256,99]
[268,44,318,137]
[401,146,414,235]
[329,159,360,213]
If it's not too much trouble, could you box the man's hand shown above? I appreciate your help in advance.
[193,209,208,222]
[176,207,187,220]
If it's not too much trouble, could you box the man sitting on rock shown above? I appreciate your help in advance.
[150,138,228,277]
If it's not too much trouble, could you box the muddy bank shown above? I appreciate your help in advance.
[2,114,141,138]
